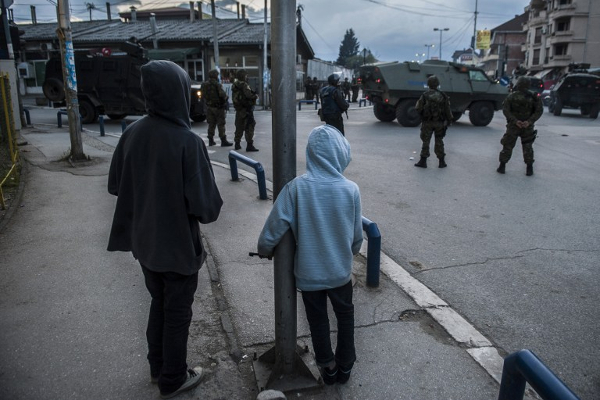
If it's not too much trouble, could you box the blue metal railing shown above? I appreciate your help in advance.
[498,349,580,400]
[361,216,381,288]
[228,151,268,200]
[57,109,82,129]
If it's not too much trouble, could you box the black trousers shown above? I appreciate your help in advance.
[301,281,356,369]
[141,265,199,394]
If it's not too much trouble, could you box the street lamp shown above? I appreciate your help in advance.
[433,28,449,60]
[424,44,435,60]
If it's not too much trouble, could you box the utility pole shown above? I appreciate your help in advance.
[57,0,85,161]
[254,0,318,392]
[211,0,219,70]
[473,0,479,56]
[262,0,268,108]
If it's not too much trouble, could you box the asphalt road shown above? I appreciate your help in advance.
[27,102,600,399]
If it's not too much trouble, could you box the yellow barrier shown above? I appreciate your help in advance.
[0,73,20,210]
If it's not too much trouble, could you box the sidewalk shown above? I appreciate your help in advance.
[0,123,524,399]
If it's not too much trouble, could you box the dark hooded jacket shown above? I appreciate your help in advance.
[107,60,223,275]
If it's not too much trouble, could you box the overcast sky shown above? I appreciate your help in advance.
[8,0,529,62]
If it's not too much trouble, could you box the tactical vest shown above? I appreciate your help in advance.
[421,90,448,122]
[320,86,340,116]
[232,81,249,108]
[508,91,536,120]
[203,80,223,108]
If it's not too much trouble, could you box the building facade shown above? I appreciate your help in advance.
[523,0,600,83]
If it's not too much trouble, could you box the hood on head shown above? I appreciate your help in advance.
[306,125,351,179]
[141,60,191,128]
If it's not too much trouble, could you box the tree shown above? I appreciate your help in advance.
[337,28,360,67]
[344,48,377,70]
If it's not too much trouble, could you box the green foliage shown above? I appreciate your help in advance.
[344,49,378,70]
[337,28,360,67]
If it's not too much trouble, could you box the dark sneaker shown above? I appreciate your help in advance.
[320,366,338,385]
[208,138,216,146]
[221,139,233,147]
[160,367,203,399]
[337,366,352,384]
[235,142,241,150]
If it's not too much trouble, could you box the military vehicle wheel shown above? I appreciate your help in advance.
[191,115,207,123]
[42,78,65,102]
[396,99,421,127]
[452,112,463,122]
[107,114,127,120]
[79,100,98,124]
[552,97,563,116]
[469,102,494,126]
[373,103,396,122]
[580,105,591,116]
[589,104,599,119]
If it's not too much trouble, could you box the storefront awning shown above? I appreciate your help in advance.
[533,69,555,79]
[147,48,201,62]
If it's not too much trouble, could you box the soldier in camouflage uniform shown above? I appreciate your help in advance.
[232,69,259,152]
[497,76,543,176]
[201,69,233,147]
[414,75,453,168]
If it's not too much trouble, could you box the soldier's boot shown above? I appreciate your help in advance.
[246,142,259,152]
[414,157,427,168]
[208,137,217,146]
[235,141,241,150]
[438,157,447,168]
[497,162,506,174]
[221,138,233,147]
[526,163,533,176]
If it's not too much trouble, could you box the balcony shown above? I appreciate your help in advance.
[548,34,574,45]
[529,15,547,27]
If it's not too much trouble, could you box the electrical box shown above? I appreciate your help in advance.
[17,62,34,78]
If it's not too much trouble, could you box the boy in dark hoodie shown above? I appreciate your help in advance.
[107,60,223,399]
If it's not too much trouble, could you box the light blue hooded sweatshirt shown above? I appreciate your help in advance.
[257,125,363,291]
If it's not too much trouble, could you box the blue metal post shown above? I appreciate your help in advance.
[228,151,267,200]
[121,120,127,132]
[361,216,381,288]
[498,350,580,400]
[23,108,31,125]
[98,115,105,137]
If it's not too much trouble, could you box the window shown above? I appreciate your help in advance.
[556,18,570,32]
[534,28,542,44]
[468,70,488,82]
[554,44,568,56]
[533,49,540,65]
[559,0,571,5]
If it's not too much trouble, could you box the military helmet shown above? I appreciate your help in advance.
[208,69,219,79]
[236,69,248,81]
[328,74,340,86]
[514,76,531,91]
[427,75,440,89]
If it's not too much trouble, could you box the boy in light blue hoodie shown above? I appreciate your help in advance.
[257,124,363,384]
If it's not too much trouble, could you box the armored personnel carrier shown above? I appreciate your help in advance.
[359,60,508,127]
[42,41,206,124]
[548,72,600,119]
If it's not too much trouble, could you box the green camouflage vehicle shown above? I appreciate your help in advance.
[359,60,508,127]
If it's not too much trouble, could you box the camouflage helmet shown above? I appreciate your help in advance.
[208,69,219,79]
[328,74,340,86]
[427,75,440,89]
[514,76,531,92]
[236,69,248,81]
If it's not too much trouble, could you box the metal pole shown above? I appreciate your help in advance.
[57,0,85,160]
[262,0,268,108]
[271,0,297,375]
[1,0,14,60]
[211,0,219,70]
